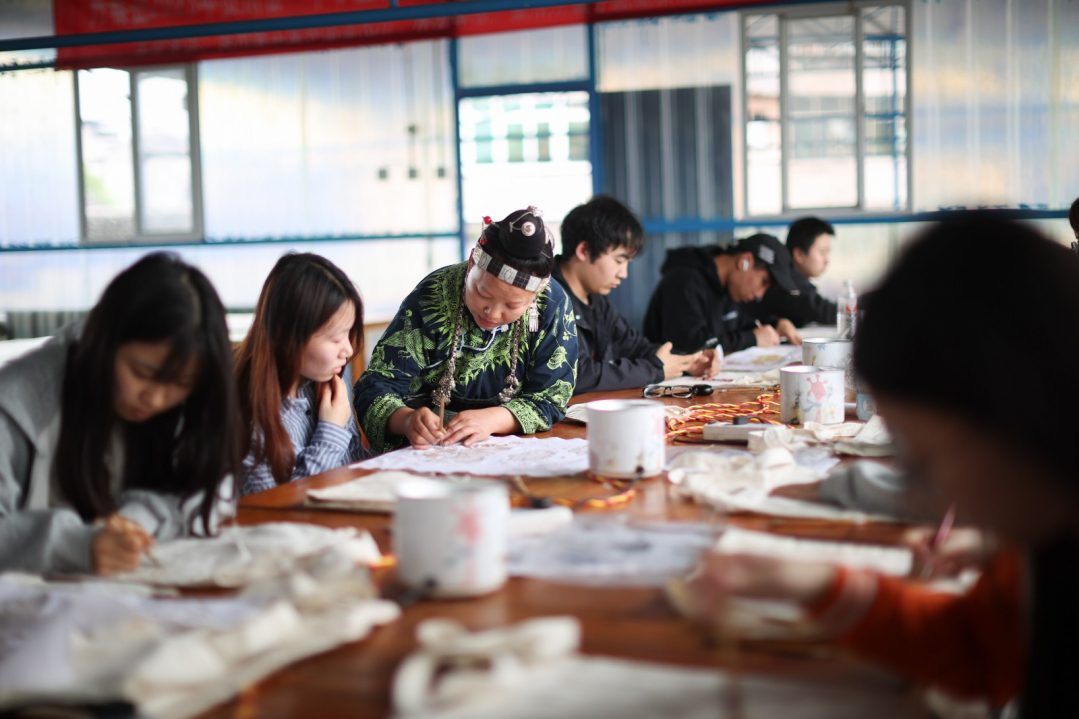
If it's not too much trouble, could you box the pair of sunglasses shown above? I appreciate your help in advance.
[642,383,715,399]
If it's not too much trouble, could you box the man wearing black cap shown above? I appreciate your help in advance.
[750,217,839,328]
[642,234,802,354]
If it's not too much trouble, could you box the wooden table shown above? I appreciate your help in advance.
[201,388,913,718]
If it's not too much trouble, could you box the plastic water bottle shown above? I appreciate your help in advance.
[837,280,857,340]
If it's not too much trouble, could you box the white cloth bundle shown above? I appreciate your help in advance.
[353,436,590,477]
[111,522,383,588]
[391,615,925,719]
[0,563,400,719]
[667,448,895,522]
[747,415,894,457]
[306,471,476,513]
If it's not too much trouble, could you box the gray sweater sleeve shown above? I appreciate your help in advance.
[818,461,937,522]
[0,408,98,574]
[119,474,238,540]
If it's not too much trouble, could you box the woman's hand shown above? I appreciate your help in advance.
[391,407,445,449]
[92,513,154,576]
[440,407,518,447]
[319,374,352,428]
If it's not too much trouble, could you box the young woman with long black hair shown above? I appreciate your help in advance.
[235,253,370,496]
[686,214,1079,715]
[0,253,243,576]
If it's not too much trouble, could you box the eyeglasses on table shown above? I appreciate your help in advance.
[642,383,715,399]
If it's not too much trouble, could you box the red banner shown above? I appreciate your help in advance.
[54,0,778,69]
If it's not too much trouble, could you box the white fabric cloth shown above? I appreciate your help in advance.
[667,449,897,522]
[110,522,382,588]
[391,615,925,719]
[0,564,400,719]
[306,471,473,513]
[747,415,894,457]
[354,436,589,477]
[669,447,824,492]
[714,526,913,576]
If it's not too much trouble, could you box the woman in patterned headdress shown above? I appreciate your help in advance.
[353,207,578,454]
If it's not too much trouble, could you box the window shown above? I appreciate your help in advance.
[457,91,592,243]
[743,4,908,216]
[75,65,202,243]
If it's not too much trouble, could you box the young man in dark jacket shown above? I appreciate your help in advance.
[553,196,720,395]
[752,217,838,327]
[643,233,801,354]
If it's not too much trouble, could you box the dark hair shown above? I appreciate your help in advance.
[855,214,1079,713]
[558,195,645,261]
[56,252,243,532]
[1070,196,1079,234]
[854,213,1079,482]
[235,253,363,486]
[478,208,555,279]
[786,217,835,256]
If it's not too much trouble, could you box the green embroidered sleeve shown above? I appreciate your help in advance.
[504,280,578,432]
[353,274,446,454]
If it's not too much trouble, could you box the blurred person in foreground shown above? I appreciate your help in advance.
[685,214,1079,716]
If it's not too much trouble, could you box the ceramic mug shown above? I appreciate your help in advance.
[801,338,853,370]
[802,338,855,401]
[586,399,666,479]
[394,478,509,598]
[780,366,845,425]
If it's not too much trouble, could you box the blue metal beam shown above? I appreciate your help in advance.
[0,0,831,54]
[2,0,600,52]
[587,21,603,198]
[642,209,1071,235]
[456,80,590,98]
[0,232,461,254]
[449,38,469,262]
[0,59,55,72]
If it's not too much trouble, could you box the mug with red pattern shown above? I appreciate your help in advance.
[394,478,509,597]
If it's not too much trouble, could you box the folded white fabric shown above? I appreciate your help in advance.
[111,522,382,588]
[747,415,894,457]
[669,447,824,493]
[353,435,590,477]
[391,615,925,719]
[306,471,478,513]
[667,449,894,522]
[0,564,400,719]
[714,526,913,576]
[393,616,582,716]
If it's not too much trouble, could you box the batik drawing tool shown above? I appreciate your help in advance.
[919,503,956,580]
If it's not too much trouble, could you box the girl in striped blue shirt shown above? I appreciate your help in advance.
[236,253,370,495]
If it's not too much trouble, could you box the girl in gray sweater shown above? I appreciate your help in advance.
[0,253,243,576]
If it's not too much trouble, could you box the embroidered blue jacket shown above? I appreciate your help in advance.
[353,262,578,454]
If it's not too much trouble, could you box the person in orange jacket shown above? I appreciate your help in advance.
[688,213,1079,716]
